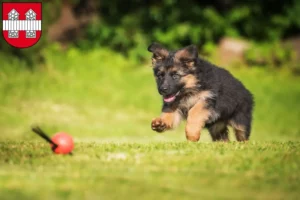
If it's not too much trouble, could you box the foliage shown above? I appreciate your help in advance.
[1,0,300,68]
[79,0,300,61]
[245,42,293,67]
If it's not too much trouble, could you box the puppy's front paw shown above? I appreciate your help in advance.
[151,118,167,133]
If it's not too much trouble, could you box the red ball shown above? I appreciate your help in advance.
[51,132,74,154]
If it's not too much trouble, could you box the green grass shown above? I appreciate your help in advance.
[1,141,299,200]
[0,47,300,199]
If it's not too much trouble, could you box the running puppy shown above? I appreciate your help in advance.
[148,43,254,142]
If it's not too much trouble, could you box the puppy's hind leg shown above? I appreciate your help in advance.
[208,121,229,142]
[229,112,252,142]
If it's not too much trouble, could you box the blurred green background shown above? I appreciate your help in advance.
[0,0,300,141]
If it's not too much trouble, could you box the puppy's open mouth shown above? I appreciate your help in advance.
[163,91,180,103]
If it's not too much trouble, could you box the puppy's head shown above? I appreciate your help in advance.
[148,43,199,104]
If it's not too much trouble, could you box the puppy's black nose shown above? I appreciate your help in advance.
[159,86,169,95]
[161,87,168,92]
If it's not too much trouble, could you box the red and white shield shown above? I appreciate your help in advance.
[2,2,42,48]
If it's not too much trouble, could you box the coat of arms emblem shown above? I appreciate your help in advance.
[2,2,42,48]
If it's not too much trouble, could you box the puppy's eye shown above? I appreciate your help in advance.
[172,74,180,80]
[156,73,164,79]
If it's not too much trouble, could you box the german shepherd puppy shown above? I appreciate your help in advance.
[148,43,254,142]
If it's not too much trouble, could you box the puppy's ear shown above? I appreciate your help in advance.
[174,45,198,67]
[148,42,169,65]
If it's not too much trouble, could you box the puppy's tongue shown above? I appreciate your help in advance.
[164,95,176,103]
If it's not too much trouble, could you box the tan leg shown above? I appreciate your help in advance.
[185,102,211,142]
[151,111,181,133]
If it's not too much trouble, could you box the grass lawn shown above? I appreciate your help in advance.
[1,141,299,200]
[0,48,300,199]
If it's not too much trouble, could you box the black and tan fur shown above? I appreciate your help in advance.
[148,43,254,142]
